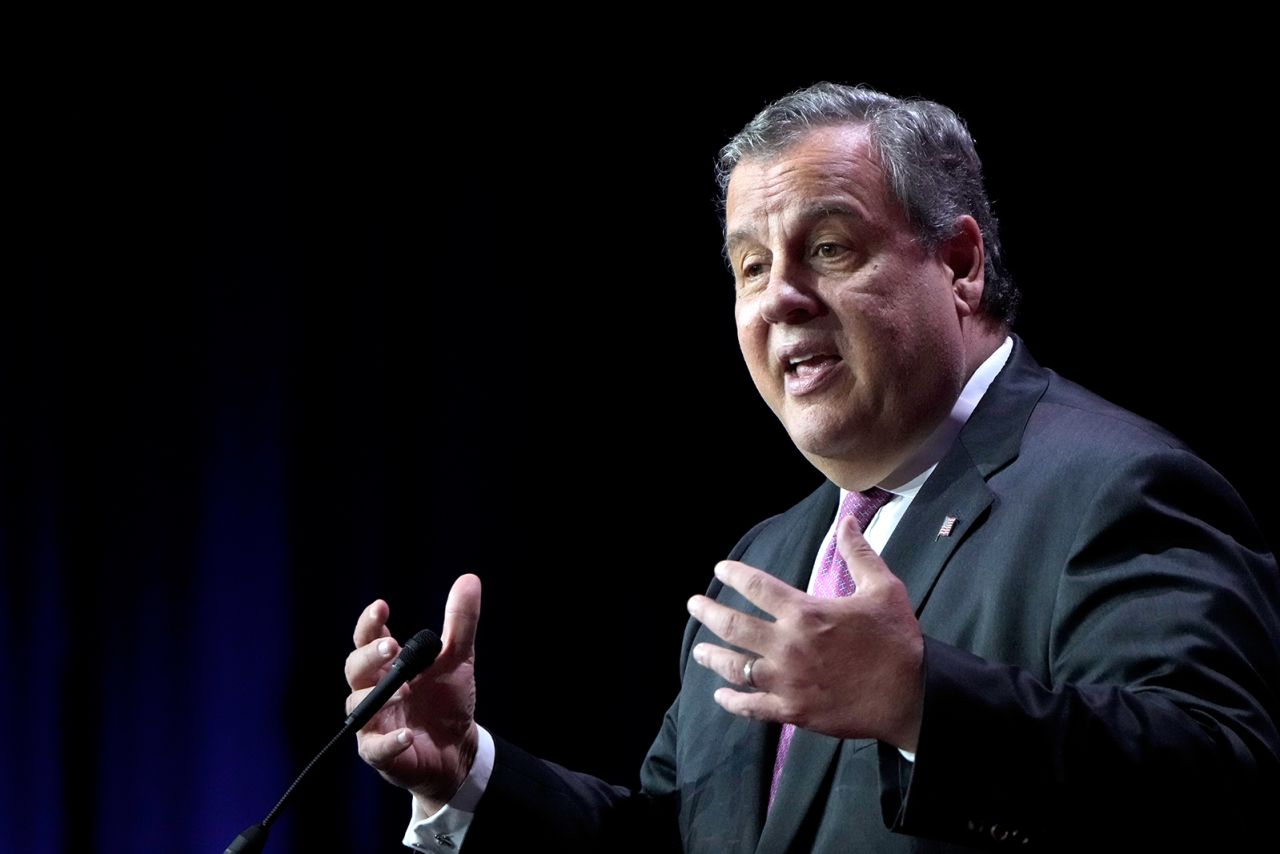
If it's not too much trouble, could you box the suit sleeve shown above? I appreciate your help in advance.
[452,734,674,853]
[459,517,778,852]
[880,448,1280,849]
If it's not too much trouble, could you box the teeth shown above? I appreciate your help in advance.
[789,355,816,366]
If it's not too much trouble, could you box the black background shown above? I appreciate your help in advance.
[5,51,1276,852]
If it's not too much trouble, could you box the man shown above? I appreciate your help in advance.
[344,84,1280,851]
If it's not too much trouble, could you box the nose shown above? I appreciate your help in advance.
[759,261,823,325]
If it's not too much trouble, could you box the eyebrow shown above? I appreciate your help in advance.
[723,201,867,257]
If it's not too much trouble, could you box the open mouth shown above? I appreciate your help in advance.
[786,353,842,377]
[782,351,844,396]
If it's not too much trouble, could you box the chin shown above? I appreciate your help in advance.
[787,414,890,471]
[787,421,864,462]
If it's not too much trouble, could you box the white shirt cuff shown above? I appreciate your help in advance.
[402,725,495,852]
[898,748,916,762]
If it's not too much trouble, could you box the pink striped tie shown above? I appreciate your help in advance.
[767,487,894,812]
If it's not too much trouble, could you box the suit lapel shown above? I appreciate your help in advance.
[749,338,1051,852]
[762,483,840,593]
[881,447,993,614]
[882,337,1049,613]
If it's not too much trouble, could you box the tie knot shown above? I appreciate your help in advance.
[839,486,894,533]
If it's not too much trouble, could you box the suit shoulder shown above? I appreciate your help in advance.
[728,482,835,552]
[1004,370,1266,549]
[1029,370,1188,457]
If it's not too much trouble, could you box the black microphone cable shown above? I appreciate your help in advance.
[224,628,443,854]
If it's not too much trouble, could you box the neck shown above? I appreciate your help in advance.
[821,328,1010,492]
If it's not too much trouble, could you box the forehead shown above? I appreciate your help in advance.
[724,125,903,245]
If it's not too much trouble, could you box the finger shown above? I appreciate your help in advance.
[441,574,482,657]
[357,727,416,769]
[354,599,394,648]
[712,686,788,723]
[344,635,402,689]
[687,594,774,655]
[344,683,409,721]
[690,643,764,690]
[712,560,802,618]
[837,514,892,591]
[345,685,374,718]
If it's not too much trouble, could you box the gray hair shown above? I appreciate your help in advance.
[717,83,1019,325]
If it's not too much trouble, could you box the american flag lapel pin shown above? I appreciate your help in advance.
[936,515,957,540]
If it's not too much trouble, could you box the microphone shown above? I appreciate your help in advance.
[224,628,443,854]
[345,628,443,731]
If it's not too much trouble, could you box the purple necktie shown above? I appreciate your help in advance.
[767,486,894,812]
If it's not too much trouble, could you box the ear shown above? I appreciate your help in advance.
[940,215,985,319]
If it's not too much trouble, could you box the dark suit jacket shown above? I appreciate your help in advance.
[464,339,1280,852]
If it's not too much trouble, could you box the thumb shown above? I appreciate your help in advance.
[837,514,889,591]
[441,573,482,657]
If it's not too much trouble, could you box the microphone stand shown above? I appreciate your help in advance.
[224,723,354,854]
[223,629,441,853]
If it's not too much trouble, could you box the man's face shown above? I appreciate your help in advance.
[726,125,972,487]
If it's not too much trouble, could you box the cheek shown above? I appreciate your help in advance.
[838,293,908,353]
[737,335,770,387]
[735,319,778,402]
[839,296,925,394]
[734,305,765,364]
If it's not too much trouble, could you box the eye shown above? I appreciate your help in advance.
[813,242,844,259]
[739,256,769,282]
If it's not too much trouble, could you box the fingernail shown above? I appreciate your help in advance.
[378,640,391,657]
[692,644,706,664]
[714,562,727,580]
[397,729,412,745]
[368,607,379,621]
[687,596,700,616]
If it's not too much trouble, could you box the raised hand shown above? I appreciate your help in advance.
[344,574,482,813]
[686,515,925,751]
